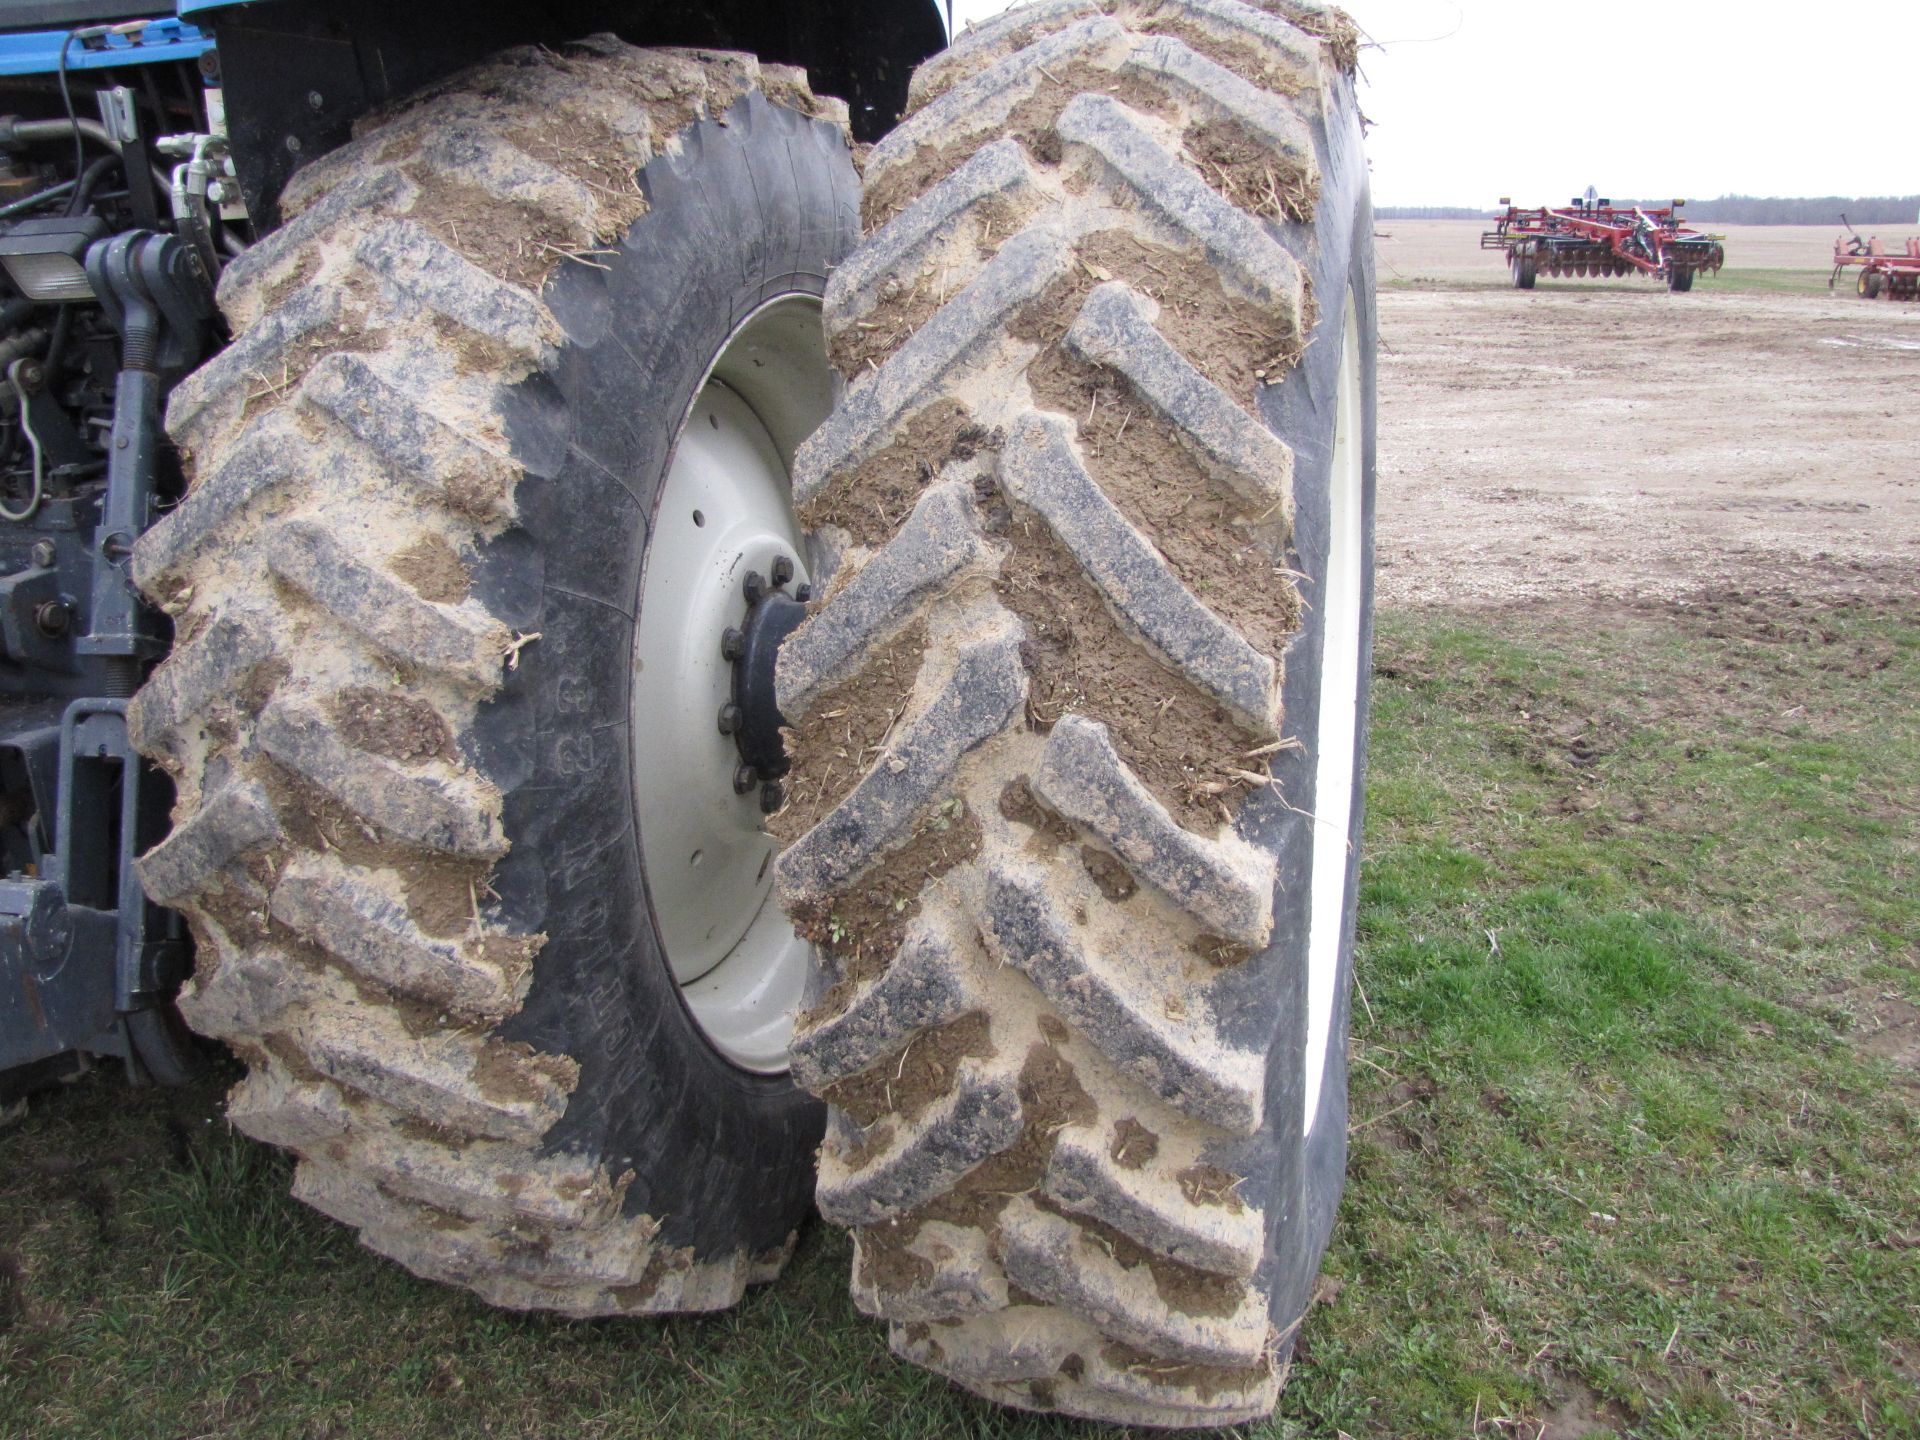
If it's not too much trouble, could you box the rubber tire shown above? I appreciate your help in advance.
[772,1,1374,1426]
[125,39,856,1316]
[1514,253,1537,289]
[1860,269,1886,299]
[1669,266,1695,293]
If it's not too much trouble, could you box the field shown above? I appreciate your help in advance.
[3,239,1917,1439]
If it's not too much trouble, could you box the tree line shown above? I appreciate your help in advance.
[1379,196,1920,226]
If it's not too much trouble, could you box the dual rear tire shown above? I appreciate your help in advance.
[140,1,1374,1427]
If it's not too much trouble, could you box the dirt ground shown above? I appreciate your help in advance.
[1370,223,1920,607]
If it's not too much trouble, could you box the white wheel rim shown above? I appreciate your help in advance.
[1303,293,1364,1134]
[631,296,835,1074]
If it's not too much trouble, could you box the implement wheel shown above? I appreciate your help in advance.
[1860,269,1886,299]
[1669,265,1695,292]
[130,40,856,1315]
[1513,252,1537,289]
[772,0,1375,1426]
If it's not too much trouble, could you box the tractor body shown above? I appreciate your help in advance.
[0,0,942,1096]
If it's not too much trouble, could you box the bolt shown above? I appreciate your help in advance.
[770,555,795,587]
[307,90,325,112]
[742,570,766,605]
[717,702,742,736]
[794,582,813,603]
[284,134,302,154]
[15,361,42,391]
[34,600,69,638]
[720,626,745,662]
[733,764,757,795]
[760,780,784,815]
[29,540,54,569]
[206,179,228,204]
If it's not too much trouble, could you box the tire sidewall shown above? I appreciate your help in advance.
[1236,64,1377,1336]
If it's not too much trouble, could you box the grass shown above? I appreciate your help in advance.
[2,591,1916,1439]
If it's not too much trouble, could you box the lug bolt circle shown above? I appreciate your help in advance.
[770,555,795,587]
[717,702,743,736]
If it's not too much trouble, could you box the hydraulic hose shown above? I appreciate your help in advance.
[0,117,172,193]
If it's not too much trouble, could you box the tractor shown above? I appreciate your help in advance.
[0,0,1376,1426]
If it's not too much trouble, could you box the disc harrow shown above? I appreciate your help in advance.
[1482,195,1725,291]
[1831,231,1920,301]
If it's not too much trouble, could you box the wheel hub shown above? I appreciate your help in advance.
[629,295,834,1075]
[719,561,810,813]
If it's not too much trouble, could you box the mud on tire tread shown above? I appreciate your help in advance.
[134,39,849,1316]
[777,0,1368,1424]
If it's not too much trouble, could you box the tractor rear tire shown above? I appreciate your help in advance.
[773,0,1375,1426]
[128,39,857,1315]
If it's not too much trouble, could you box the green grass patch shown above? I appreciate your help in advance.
[2,594,1915,1438]
[1380,269,1838,297]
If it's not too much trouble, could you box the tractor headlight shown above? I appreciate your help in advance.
[0,216,106,301]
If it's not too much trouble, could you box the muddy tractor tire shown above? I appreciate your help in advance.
[128,40,858,1315]
[772,0,1375,1427]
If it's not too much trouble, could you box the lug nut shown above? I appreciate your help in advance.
[742,570,767,605]
[29,540,54,569]
[720,627,745,661]
[759,780,784,815]
[33,600,69,637]
[770,555,795,587]
[733,764,758,795]
[794,582,812,603]
[717,702,743,736]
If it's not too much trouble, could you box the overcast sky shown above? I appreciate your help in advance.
[945,1,1918,207]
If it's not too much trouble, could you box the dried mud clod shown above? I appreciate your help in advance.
[799,403,996,545]
[1186,117,1317,222]
[788,800,982,976]
[995,515,1265,830]
[772,623,929,844]
[1110,1117,1161,1170]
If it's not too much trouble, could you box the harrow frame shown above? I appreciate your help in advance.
[1830,234,1920,301]
[1483,197,1726,291]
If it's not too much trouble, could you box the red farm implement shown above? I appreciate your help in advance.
[1830,232,1920,300]
[1482,196,1726,292]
